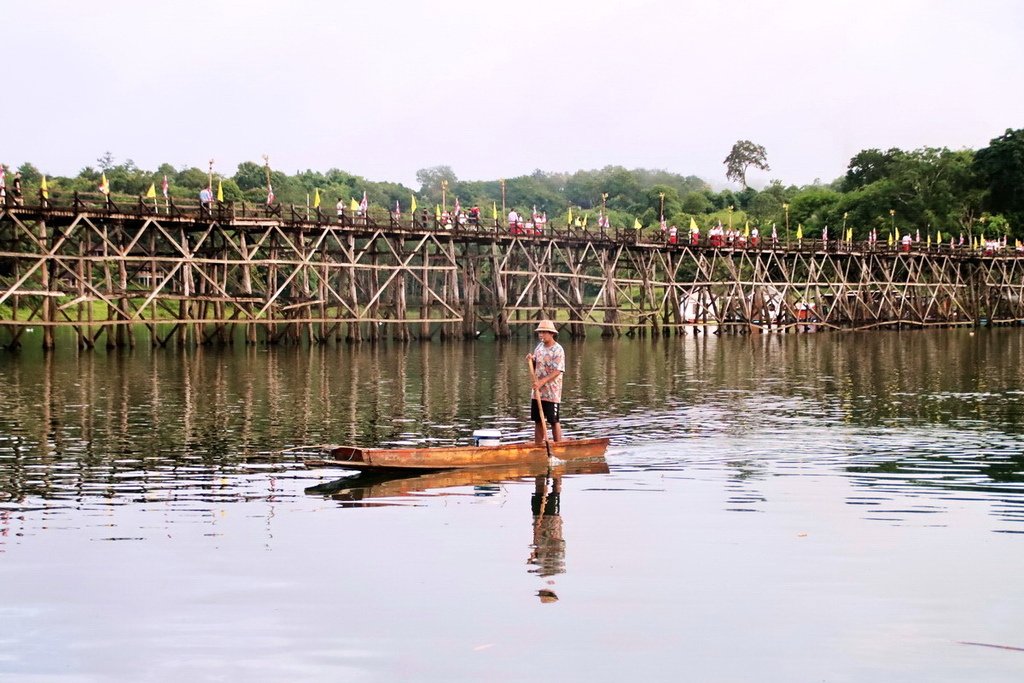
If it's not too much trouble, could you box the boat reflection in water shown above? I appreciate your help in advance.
[305,457,609,603]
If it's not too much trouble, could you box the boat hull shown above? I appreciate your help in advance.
[304,437,610,471]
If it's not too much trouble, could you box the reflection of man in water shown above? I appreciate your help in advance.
[528,475,565,579]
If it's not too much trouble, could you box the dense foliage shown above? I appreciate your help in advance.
[5,127,1023,239]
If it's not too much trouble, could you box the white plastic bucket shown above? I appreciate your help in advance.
[472,429,502,447]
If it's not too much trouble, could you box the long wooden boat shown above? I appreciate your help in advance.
[302,437,610,471]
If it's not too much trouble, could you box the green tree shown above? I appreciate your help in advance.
[974,128,1024,232]
[842,148,904,192]
[17,162,41,184]
[415,165,458,203]
[234,161,268,191]
[748,192,781,224]
[680,191,711,215]
[96,151,116,171]
[645,185,681,220]
[724,140,770,189]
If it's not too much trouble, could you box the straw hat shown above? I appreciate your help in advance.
[534,320,557,334]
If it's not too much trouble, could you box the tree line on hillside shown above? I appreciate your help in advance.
[4,128,1023,240]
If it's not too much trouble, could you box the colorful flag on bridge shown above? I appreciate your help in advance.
[217,180,224,202]
[359,191,368,214]
[313,188,321,208]
[41,176,49,199]
[162,175,169,198]
[99,173,110,195]
[145,183,156,199]
[411,194,417,214]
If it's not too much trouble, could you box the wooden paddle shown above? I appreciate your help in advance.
[528,356,555,460]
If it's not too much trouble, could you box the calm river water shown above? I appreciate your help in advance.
[1,329,1023,682]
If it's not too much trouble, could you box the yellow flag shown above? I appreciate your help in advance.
[796,224,803,240]
[744,221,750,237]
[217,180,224,202]
[846,227,852,242]
[980,232,986,243]
[41,175,50,199]
[936,230,942,243]
[895,226,900,240]
[582,214,588,228]
[313,188,321,208]
[972,236,978,249]
[145,182,156,199]
[492,201,497,220]
[633,217,642,230]
[99,172,110,195]
[567,207,573,226]
[927,233,932,247]
[689,217,699,232]
[435,204,441,219]
[887,232,894,246]
[411,194,417,213]
[350,198,359,211]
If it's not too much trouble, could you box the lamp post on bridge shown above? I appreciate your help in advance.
[783,203,790,248]
[601,192,609,238]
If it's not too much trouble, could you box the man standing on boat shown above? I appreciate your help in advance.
[527,320,565,443]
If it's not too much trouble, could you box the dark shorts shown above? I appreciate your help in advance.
[530,400,560,424]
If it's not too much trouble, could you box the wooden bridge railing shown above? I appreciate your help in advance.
[2,188,1019,258]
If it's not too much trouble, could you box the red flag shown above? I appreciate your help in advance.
[161,175,169,198]
[266,184,275,205]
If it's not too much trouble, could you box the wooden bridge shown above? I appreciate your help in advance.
[2,191,1023,350]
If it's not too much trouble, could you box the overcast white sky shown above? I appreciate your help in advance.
[3,0,1022,188]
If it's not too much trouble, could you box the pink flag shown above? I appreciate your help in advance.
[161,175,169,198]
[454,196,461,214]
[266,185,275,205]
[359,191,368,213]
[394,199,400,217]
[0,165,5,189]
